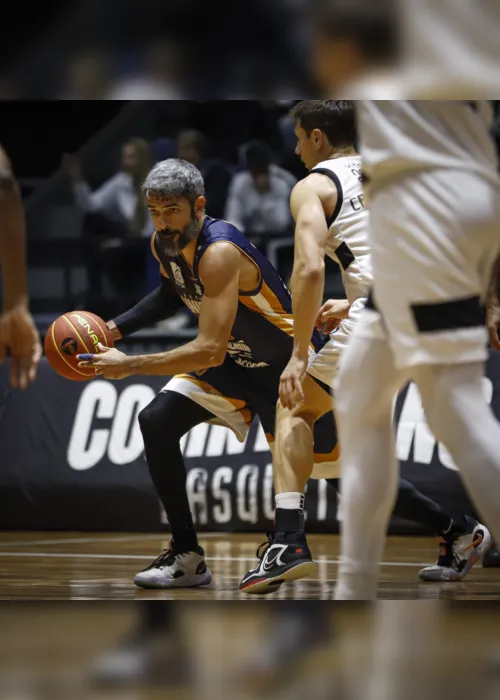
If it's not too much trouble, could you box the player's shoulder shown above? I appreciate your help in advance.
[198,238,243,282]
[203,215,243,240]
[292,171,337,201]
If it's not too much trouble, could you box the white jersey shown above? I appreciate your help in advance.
[357,101,499,190]
[339,1,500,99]
[311,157,372,304]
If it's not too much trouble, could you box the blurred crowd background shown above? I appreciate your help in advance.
[3,0,499,101]
[2,100,350,340]
[3,98,500,343]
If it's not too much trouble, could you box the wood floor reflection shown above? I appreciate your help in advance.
[1,532,500,600]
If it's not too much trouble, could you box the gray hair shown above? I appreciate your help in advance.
[142,158,205,202]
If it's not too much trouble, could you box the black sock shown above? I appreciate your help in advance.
[275,508,305,533]
[139,392,213,553]
[326,477,454,536]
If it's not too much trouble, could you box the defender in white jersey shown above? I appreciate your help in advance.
[240,101,488,594]
[306,154,371,394]
[334,100,500,600]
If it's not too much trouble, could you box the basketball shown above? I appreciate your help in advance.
[44,310,114,380]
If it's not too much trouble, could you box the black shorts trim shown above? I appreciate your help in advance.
[308,372,332,396]
[411,295,486,333]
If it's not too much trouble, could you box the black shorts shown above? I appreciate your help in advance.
[162,355,339,467]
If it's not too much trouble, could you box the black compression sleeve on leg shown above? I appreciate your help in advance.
[326,478,453,535]
[138,392,213,553]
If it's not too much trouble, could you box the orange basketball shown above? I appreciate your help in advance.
[44,311,114,380]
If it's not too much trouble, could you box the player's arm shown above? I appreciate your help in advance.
[93,242,240,377]
[106,236,170,341]
[289,177,332,360]
[0,144,28,309]
[108,280,174,341]
[0,144,42,389]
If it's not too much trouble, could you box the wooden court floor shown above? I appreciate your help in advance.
[1,532,500,599]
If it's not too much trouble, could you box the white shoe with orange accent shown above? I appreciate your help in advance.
[419,516,491,582]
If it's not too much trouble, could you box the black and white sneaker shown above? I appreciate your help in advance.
[134,542,212,589]
[239,532,316,595]
[419,516,491,582]
[482,540,500,567]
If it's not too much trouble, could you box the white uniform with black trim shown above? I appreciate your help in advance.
[356,100,500,370]
[307,156,372,390]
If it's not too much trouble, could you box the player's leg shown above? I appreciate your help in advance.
[334,313,407,600]
[358,168,500,588]
[414,361,498,576]
[327,476,482,581]
[135,363,255,589]
[328,476,465,536]
[239,373,332,594]
[134,390,214,589]
[273,376,332,494]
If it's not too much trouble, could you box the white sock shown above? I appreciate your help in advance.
[333,326,404,600]
[275,492,304,511]
[415,361,500,544]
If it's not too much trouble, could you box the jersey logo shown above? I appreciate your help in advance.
[170,263,185,288]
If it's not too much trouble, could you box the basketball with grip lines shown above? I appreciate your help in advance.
[44,311,114,380]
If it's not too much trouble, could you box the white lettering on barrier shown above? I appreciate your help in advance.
[67,382,117,471]
[396,379,493,471]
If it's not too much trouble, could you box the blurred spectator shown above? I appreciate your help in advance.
[177,129,231,219]
[62,137,155,316]
[225,140,295,246]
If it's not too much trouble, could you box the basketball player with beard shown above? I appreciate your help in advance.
[78,157,339,589]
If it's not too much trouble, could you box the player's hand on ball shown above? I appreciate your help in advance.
[315,299,350,334]
[77,343,132,380]
[279,355,307,410]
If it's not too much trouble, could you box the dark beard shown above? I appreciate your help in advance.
[156,217,199,257]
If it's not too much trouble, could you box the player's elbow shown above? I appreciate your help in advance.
[202,341,227,367]
[295,259,325,282]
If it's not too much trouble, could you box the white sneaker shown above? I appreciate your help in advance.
[134,544,212,589]
[419,517,491,582]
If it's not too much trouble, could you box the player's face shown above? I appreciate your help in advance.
[294,126,318,171]
[147,195,206,256]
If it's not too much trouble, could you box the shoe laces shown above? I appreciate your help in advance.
[146,540,182,570]
[436,536,459,568]
[255,533,274,560]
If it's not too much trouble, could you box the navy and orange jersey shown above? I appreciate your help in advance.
[151,216,324,369]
